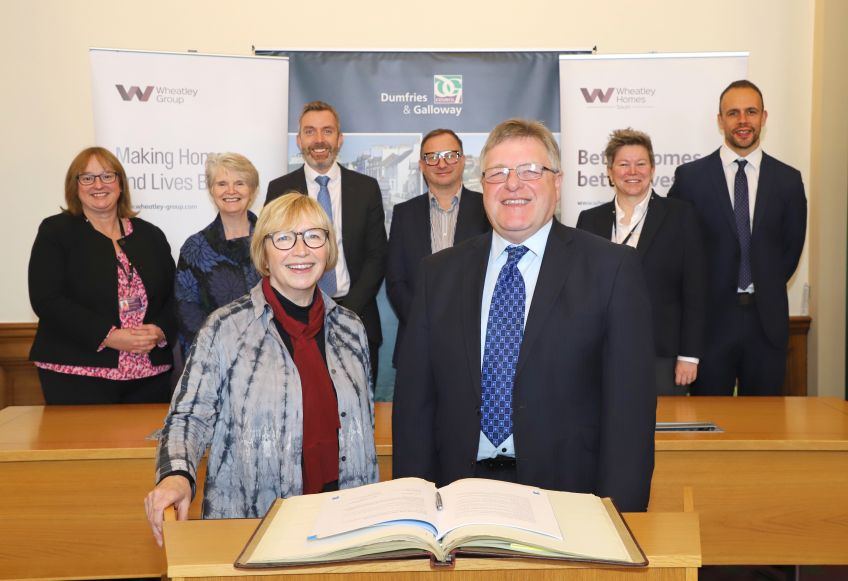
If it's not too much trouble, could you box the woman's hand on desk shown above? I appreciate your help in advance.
[144,474,192,547]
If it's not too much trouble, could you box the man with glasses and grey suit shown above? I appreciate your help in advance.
[386,128,490,365]
[393,119,656,513]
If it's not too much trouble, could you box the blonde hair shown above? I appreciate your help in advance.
[250,192,339,276]
[205,152,260,206]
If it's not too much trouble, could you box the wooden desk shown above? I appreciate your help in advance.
[376,398,848,565]
[0,404,204,580]
[164,512,701,581]
[1,397,845,579]
[650,396,848,565]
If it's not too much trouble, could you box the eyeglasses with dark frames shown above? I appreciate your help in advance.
[77,172,118,186]
[266,228,330,251]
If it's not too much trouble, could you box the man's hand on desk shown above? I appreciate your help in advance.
[144,474,192,547]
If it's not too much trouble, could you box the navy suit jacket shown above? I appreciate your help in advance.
[265,165,387,345]
[386,187,490,363]
[667,149,807,348]
[392,222,656,512]
[576,192,705,360]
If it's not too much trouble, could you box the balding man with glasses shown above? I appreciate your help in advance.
[386,128,490,365]
[392,119,656,512]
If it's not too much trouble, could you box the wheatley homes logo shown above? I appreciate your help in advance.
[115,84,199,104]
[434,75,462,105]
[580,87,656,107]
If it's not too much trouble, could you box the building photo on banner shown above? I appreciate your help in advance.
[261,50,570,399]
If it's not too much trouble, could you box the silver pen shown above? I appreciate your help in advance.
[435,490,443,511]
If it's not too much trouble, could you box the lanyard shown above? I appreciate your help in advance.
[613,198,649,246]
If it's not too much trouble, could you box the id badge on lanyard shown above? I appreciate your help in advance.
[119,295,144,314]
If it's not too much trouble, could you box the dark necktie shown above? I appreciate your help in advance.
[481,245,529,447]
[734,159,752,289]
[315,175,337,296]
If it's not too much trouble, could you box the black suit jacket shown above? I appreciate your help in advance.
[576,192,705,359]
[392,222,656,512]
[667,149,807,348]
[386,187,490,363]
[265,165,387,345]
[28,213,176,368]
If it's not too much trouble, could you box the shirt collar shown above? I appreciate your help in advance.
[428,186,463,209]
[303,160,341,184]
[491,219,553,261]
[720,143,763,170]
[614,191,651,224]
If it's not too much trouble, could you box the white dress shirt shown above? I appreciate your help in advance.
[303,162,351,296]
[477,220,553,460]
[720,144,762,293]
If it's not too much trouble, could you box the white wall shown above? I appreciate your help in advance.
[3,0,837,390]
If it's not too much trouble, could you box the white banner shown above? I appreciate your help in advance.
[90,49,289,256]
[559,52,748,226]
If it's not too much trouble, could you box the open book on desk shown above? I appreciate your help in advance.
[235,477,647,569]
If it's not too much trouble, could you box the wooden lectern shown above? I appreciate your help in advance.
[163,512,701,581]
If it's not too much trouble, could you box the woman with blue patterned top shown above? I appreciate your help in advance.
[174,153,261,355]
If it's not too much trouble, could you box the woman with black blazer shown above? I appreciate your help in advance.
[576,129,705,395]
[28,147,176,404]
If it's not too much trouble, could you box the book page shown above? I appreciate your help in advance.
[311,477,439,539]
[440,489,633,563]
[435,478,562,540]
[242,494,446,565]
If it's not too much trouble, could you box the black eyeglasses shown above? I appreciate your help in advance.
[481,163,558,184]
[421,150,463,166]
[266,229,329,251]
[77,172,118,186]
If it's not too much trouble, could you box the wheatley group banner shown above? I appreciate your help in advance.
[90,49,290,257]
[559,52,748,226]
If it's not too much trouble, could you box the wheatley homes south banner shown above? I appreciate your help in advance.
[90,49,290,258]
[256,50,570,399]
[559,52,748,226]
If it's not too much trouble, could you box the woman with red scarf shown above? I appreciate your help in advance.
[145,194,377,547]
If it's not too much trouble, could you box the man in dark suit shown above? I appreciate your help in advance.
[265,101,387,381]
[577,128,705,395]
[668,80,807,395]
[386,128,490,364]
[392,119,656,512]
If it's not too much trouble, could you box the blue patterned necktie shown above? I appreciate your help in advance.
[481,245,529,447]
[734,159,752,289]
[315,175,337,297]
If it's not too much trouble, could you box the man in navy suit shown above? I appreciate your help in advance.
[265,101,387,383]
[668,80,807,395]
[386,129,490,365]
[393,119,656,512]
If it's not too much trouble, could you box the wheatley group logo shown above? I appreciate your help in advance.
[579,86,657,108]
[114,84,199,104]
[434,75,462,105]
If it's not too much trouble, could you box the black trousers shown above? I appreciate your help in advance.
[38,368,172,405]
